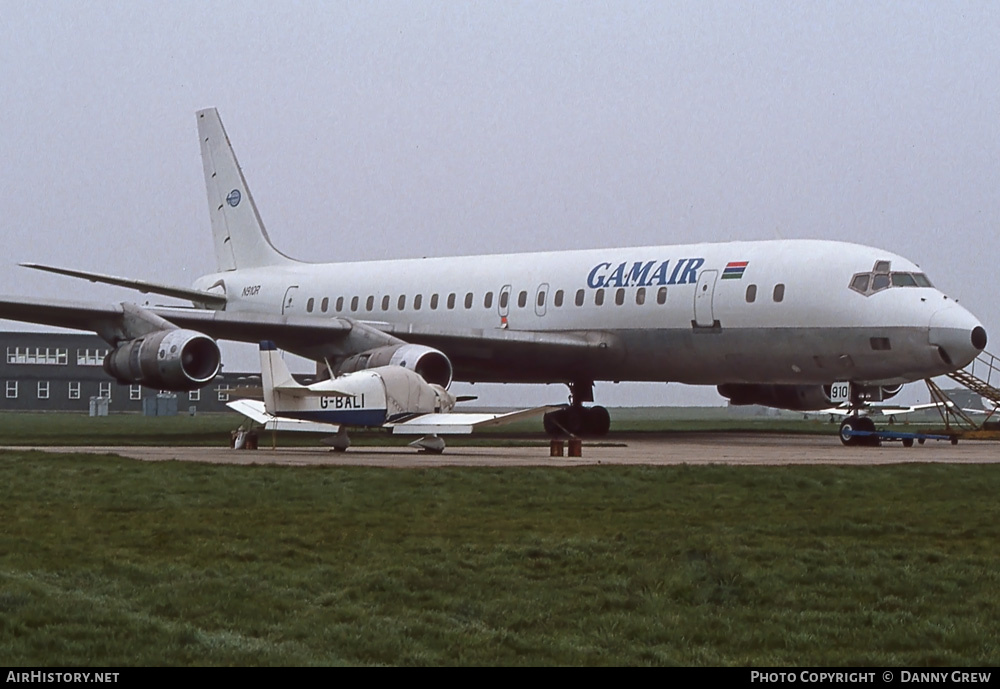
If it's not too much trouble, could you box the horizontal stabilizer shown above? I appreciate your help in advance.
[21,263,228,307]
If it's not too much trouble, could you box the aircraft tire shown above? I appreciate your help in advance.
[857,416,880,446]
[543,406,583,436]
[543,409,565,436]
[544,406,610,437]
[839,417,860,446]
[586,406,611,436]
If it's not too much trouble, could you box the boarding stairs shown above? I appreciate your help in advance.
[925,350,1000,431]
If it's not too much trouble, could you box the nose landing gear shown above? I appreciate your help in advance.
[839,416,878,446]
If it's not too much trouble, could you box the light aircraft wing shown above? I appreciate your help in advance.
[20,263,228,307]
[816,401,952,417]
[385,406,558,435]
[226,399,340,433]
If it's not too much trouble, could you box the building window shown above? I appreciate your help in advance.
[77,349,110,366]
[37,381,49,399]
[68,382,80,400]
[6,381,17,399]
[8,347,69,365]
[99,382,111,399]
[130,385,142,401]
[189,389,200,402]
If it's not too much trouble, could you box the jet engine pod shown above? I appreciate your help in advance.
[717,383,836,411]
[334,344,453,388]
[103,329,222,391]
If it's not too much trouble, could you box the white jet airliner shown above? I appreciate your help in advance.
[0,108,988,438]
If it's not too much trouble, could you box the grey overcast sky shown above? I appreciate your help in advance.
[1,1,998,406]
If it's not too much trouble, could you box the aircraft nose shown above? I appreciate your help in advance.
[928,305,987,369]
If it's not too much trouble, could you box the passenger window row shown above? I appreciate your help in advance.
[301,286,672,313]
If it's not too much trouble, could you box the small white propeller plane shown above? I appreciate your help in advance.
[227,341,552,452]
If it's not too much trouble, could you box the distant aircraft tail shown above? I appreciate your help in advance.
[259,340,300,413]
[197,108,297,272]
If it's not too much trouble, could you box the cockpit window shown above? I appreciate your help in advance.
[849,261,934,297]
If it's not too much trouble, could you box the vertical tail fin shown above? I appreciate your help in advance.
[197,108,296,271]
[259,341,300,414]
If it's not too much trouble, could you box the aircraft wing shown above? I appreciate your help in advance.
[226,399,340,433]
[0,296,134,342]
[0,296,366,351]
[20,263,228,307]
[370,322,622,382]
[385,406,557,435]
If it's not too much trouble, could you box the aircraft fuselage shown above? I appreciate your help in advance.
[193,238,985,387]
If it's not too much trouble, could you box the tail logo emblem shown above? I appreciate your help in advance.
[226,189,242,207]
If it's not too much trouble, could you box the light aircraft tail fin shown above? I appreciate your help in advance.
[259,340,300,413]
[197,108,296,272]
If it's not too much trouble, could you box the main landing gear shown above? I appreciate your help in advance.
[543,381,611,437]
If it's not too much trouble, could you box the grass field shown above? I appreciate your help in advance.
[2,450,999,666]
